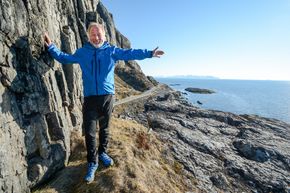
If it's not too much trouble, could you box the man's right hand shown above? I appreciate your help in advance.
[44,33,52,47]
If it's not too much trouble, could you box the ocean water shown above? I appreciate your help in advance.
[156,78,290,124]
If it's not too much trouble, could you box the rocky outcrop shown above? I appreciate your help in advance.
[116,60,155,92]
[185,87,215,94]
[0,0,156,192]
[145,91,290,193]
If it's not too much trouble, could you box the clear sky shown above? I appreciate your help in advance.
[102,0,290,80]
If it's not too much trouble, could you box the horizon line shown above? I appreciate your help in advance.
[152,75,290,81]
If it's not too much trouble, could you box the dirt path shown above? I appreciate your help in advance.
[114,84,162,107]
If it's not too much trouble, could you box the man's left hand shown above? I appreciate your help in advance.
[152,47,165,58]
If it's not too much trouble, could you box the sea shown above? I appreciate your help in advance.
[155,78,290,124]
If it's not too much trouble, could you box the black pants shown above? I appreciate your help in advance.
[82,94,114,164]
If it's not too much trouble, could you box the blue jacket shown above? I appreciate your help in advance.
[48,42,153,97]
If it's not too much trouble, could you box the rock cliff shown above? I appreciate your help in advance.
[0,0,155,192]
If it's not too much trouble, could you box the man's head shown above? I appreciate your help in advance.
[87,22,106,48]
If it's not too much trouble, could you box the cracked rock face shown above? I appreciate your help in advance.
[0,1,97,192]
[0,0,156,192]
[145,92,290,193]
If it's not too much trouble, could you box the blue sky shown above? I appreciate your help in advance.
[102,0,290,80]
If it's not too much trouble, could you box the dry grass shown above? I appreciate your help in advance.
[69,130,87,162]
[33,117,198,193]
[136,131,150,150]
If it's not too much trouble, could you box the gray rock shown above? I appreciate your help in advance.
[185,87,215,94]
[210,173,230,190]
[147,75,159,86]
[0,0,156,192]
[145,91,290,193]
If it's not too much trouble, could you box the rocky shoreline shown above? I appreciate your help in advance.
[118,85,290,193]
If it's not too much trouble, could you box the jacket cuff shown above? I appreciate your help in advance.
[47,43,55,51]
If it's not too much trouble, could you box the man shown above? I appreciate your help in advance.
[44,22,164,183]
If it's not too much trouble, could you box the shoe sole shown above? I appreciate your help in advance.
[100,160,114,167]
[84,178,94,184]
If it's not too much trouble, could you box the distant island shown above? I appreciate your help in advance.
[169,83,181,86]
[155,75,220,79]
[185,87,215,94]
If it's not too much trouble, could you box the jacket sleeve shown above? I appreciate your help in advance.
[47,43,80,64]
[111,46,153,61]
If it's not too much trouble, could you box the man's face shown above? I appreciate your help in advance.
[89,26,105,47]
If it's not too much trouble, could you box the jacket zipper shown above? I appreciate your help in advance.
[94,50,99,95]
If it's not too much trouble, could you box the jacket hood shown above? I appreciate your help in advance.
[84,41,110,50]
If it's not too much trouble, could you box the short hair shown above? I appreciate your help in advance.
[87,22,105,34]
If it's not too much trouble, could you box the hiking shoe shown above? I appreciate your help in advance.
[99,152,114,167]
[84,162,98,183]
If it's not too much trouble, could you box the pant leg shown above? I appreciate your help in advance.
[83,97,98,164]
[98,94,114,154]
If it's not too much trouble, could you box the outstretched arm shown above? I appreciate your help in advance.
[112,46,164,61]
[44,33,79,64]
